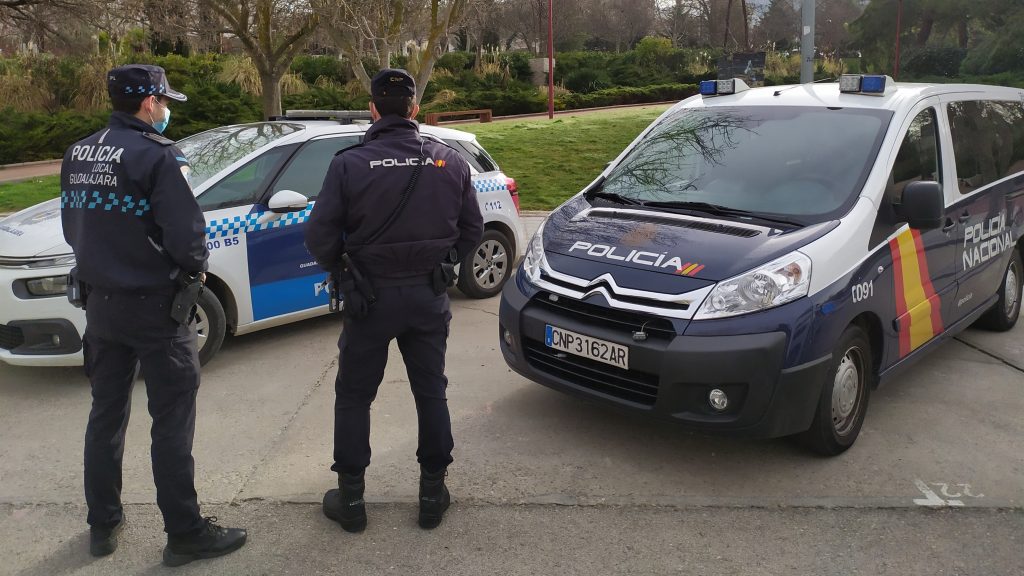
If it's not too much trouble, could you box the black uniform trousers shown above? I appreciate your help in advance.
[82,288,203,536]
[332,284,455,475]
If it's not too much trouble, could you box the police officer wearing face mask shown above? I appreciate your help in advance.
[305,68,483,533]
[60,64,246,566]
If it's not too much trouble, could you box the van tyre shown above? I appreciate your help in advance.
[458,229,512,299]
[976,250,1022,332]
[194,289,226,366]
[800,324,872,456]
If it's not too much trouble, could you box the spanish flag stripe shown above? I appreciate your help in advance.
[889,236,912,357]
[682,263,699,275]
[890,229,943,357]
[690,264,705,276]
[910,229,945,335]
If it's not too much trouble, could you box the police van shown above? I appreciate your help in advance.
[0,111,525,367]
[499,76,1024,455]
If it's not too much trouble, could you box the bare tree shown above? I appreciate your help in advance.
[204,0,320,118]
[317,0,469,102]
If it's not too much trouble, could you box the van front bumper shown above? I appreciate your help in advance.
[499,277,829,438]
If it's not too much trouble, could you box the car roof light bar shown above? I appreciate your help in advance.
[276,110,374,124]
[838,75,894,96]
[700,78,751,98]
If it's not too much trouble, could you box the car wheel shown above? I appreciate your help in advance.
[800,324,872,456]
[458,229,513,299]
[193,288,226,366]
[975,249,1022,332]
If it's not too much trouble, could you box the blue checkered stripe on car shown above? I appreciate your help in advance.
[205,207,313,239]
[61,190,151,216]
[473,177,508,194]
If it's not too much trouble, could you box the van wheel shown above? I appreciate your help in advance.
[458,229,512,299]
[193,289,226,366]
[800,324,872,456]
[976,250,1022,332]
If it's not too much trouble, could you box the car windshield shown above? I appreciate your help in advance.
[600,105,893,224]
[176,123,303,190]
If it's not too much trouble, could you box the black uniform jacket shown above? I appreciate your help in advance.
[304,115,484,279]
[60,112,208,291]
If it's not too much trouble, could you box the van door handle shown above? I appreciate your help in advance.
[942,218,957,232]
[958,212,971,223]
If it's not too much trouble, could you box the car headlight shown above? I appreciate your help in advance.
[522,220,547,284]
[694,251,811,320]
[26,275,69,296]
[26,254,76,269]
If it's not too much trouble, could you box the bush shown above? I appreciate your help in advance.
[291,55,350,85]
[557,83,697,109]
[961,12,1024,75]
[901,46,966,79]
[0,108,108,164]
[436,51,475,73]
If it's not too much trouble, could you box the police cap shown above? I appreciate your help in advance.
[371,68,416,99]
[107,64,187,102]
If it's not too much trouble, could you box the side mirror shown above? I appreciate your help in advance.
[268,190,309,214]
[900,181,944,230]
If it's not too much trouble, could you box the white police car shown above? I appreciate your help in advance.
[499,76,1024,455]
[0,111,525,367]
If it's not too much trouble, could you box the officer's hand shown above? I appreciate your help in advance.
[199,272,207,284]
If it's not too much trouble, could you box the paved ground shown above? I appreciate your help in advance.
[1,218,1022,575]
[0,160,61,184]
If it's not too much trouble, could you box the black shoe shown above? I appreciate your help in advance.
[89,516,125,557]
[323,472,367,533]
[418,467,451,530]
[162,517,247,568]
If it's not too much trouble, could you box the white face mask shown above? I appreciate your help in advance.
[149,98,171,134]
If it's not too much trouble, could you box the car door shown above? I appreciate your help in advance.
[245,134,361,321]
[198,146,293,326]
[873,103,958,362]
[945,98,1024,318]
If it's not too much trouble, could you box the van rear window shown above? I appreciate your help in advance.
[602,106,892,225]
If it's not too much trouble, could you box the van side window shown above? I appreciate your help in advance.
[197,146,291,211]
[948,100,1024,194]
[870,108,940,247]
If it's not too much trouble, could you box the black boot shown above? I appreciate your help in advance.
[162,517,247,567]
[89,515,125,557]
[418,467,450,530]
[323,472,367,533]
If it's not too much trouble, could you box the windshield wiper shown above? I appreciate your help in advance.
[641,201,805,227]
[584,178,643,206]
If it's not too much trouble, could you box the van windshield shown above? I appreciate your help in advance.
[600,106,892,225]
[176,123,303,190]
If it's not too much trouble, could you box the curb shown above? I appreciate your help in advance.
[0,159,62,170]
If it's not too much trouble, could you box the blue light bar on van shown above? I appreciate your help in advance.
[839,74,893,96]
[699,78,751,97]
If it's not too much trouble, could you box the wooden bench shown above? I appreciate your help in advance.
[424,109,493,126]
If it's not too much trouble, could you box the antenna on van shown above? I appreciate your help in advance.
[773,77,835,97]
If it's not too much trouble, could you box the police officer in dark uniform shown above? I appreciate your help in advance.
[60,64,246,566]
[305,68,483,532]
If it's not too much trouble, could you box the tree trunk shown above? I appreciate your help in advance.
[917,11,934,46]
[260,72,282,119]
[740,0,750,51]
[957,18,969,48]
[723,0,733,50]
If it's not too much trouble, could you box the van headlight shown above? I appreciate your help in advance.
[694,251,811,319]
[522,220,547,284]
[26,275,69,296]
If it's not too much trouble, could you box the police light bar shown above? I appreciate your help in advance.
[838,75,894,96]
[699,78,751,97]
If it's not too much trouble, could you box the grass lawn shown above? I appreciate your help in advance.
[0,175,60,214]
[0,105,671,214]
[460,105,671,210]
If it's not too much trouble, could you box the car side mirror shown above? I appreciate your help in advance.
[900,181,944,230]
[268,190,309,214]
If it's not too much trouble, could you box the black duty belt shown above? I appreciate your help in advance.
[88,285,177,297]
[373,274,433,288]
